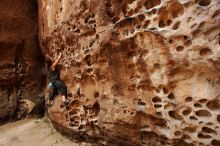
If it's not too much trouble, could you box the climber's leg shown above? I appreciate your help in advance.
[48,87,58,105]
[54,80,70,105]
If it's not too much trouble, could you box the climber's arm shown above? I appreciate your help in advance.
[51,52,62,70]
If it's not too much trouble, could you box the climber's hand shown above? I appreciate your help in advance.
[58,52,62,59]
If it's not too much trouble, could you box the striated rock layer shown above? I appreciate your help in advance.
[0,0,45,122]
[39,0,220,145]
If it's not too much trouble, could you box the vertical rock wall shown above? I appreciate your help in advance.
[39,0,220,145]
[0,0,45,121]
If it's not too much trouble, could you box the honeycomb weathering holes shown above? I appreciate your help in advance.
[42,0,220,145]
[197,0,211,6]
[167,19,172,26]
[195,110,212,117]
[183,35,189,40]
[184,126,197,133]
[185,97,193,102]
[138,99,146,106]
[173,21,180,30]
[169,39,174,44]
[144,0,161,9]
[176,46,184,52]
[152,96,162,103]
[206,99,220,110]
[194,103,202,108]
[159,20,166,28]
[202,127,217,135]
[212,140,220,146]
[190,116,198,120]
[217,115,220,123]
[69,111,77,115]
[198,133,212,139]
[168,93,175,100]
[154,104,162,108]
[182,108,192,116]
[160,88,167,94]
[199,48,212,56]
[199,99,208,104]
[168,110,183,120]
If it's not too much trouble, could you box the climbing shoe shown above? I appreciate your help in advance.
[63,98,71,106]
[47,99,54,108]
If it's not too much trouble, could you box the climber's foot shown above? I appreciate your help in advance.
[47,100,54,107]
[63,98,71,106]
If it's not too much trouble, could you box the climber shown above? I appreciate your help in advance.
[46,52,71,106]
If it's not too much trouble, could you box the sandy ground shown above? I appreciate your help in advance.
[0,118,90,146]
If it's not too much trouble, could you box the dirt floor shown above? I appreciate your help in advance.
[0,118,91,146]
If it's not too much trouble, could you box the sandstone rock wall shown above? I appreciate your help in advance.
[39,0,220,145]
[0,0,45,121]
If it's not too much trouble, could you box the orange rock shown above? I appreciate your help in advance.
[39,0,220,145]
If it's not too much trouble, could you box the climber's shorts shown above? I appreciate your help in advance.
[54,80,67,97]
[48,80,67,100]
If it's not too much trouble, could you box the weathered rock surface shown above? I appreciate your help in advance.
[0,0,45,122]
[39,0,220,145]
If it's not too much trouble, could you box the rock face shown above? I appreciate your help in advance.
[39,0,220,145]
[0,0,45,122]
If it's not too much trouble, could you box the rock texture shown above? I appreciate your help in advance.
[39,0,220,145]
[0,0,45,122]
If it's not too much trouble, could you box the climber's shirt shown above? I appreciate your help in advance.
[48,66,60,82]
